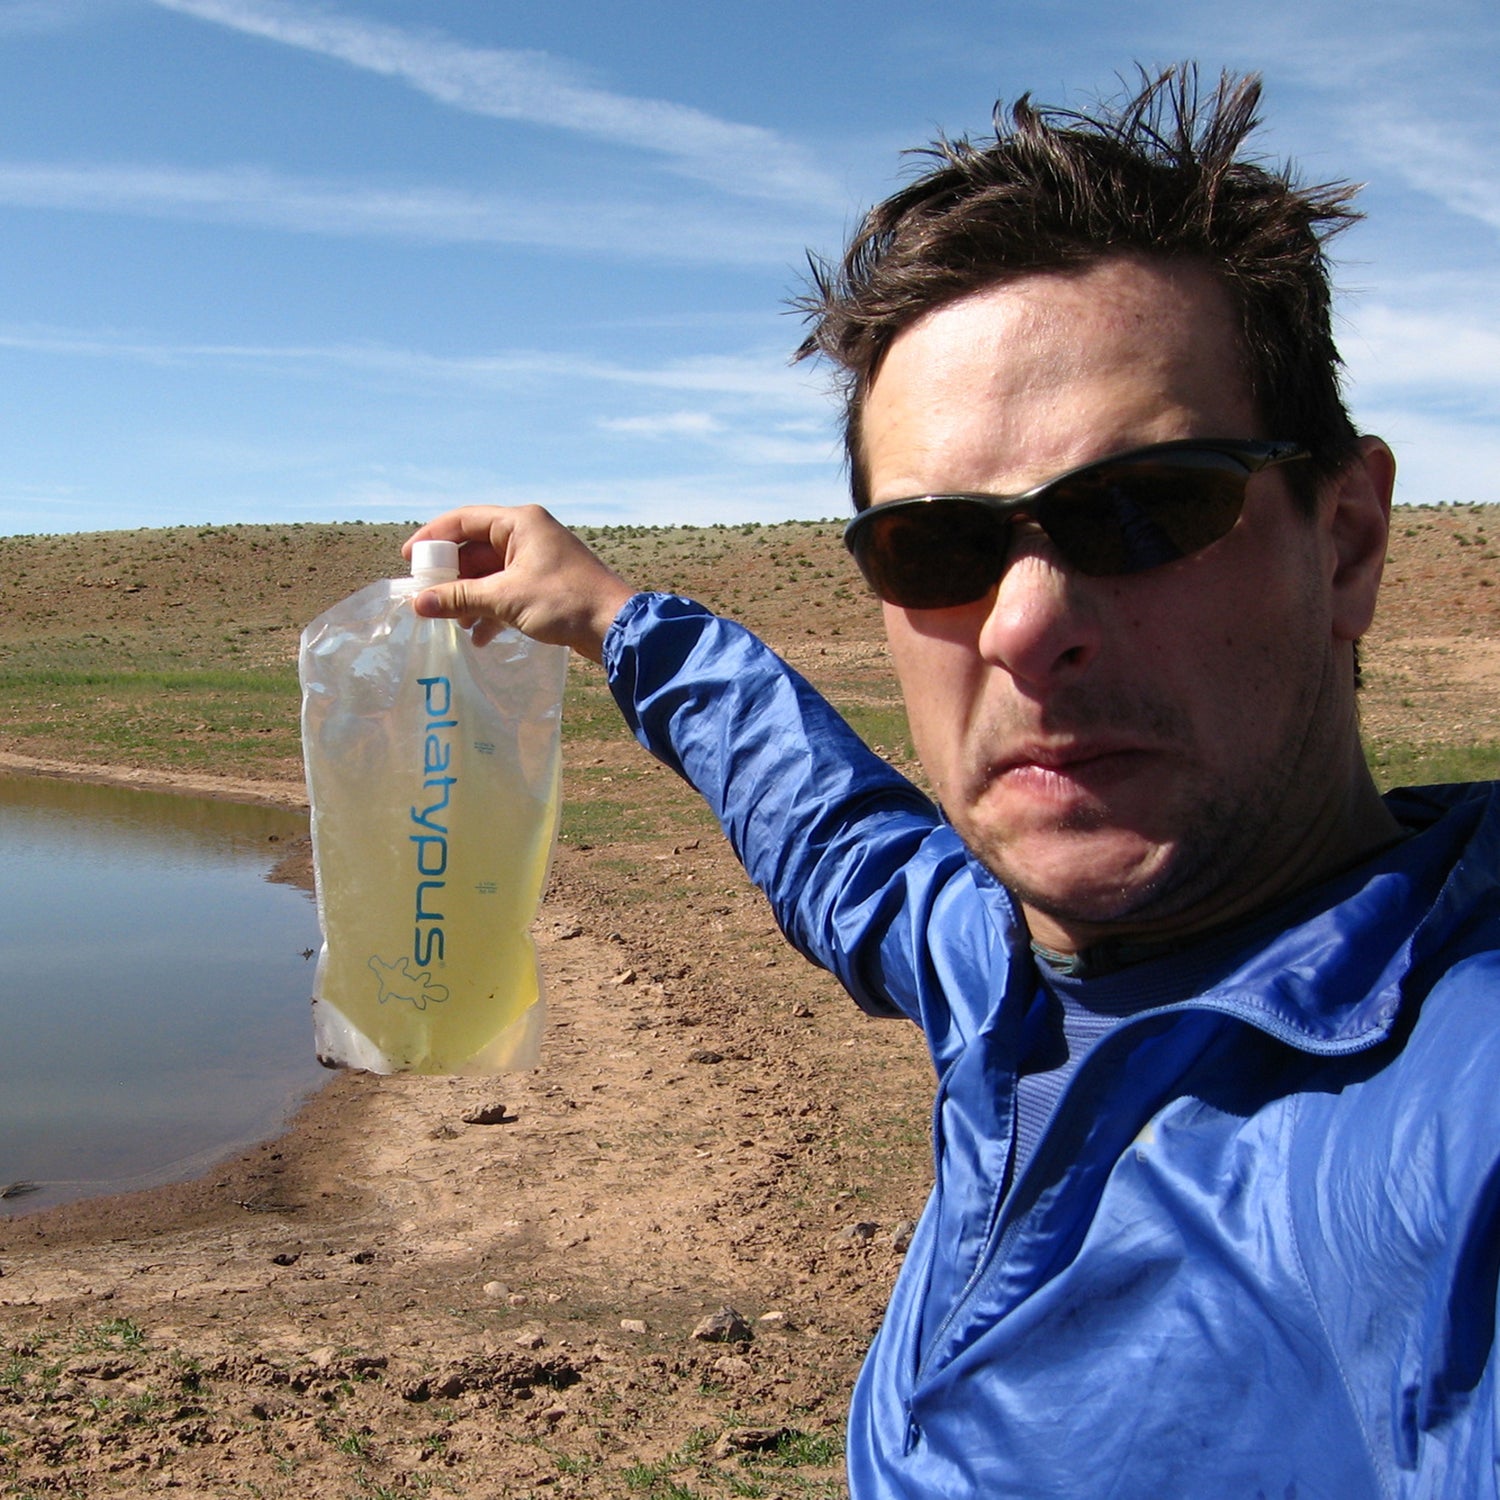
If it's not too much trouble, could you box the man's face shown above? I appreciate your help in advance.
[860,256,1372,950]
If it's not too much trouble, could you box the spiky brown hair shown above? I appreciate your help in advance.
[796,66,1363,511]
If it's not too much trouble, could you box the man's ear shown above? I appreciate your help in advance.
[1326,436,1395,642]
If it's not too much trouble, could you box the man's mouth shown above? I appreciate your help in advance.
[985,742,1158,800]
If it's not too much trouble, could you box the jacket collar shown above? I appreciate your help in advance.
[968,782,1500,1056]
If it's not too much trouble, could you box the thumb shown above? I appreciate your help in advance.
[412,577,506,624]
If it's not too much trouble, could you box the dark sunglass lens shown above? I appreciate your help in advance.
[1041,459,1247,576]
[852,502,1004,609]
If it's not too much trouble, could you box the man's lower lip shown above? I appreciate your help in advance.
[995,752,1149,795]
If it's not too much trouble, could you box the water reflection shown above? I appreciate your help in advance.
[0,775,327,1214]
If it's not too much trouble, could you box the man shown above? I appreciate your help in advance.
[407,69,1500,1498]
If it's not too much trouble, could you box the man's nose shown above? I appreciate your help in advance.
[976,529,1103,686]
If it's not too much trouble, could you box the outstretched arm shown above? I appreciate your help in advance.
[411,508,985,1045]
[404,505,635,663]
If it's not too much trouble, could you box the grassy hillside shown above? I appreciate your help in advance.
[1,509,1497,799]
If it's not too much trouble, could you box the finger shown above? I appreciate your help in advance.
[404,507,518,570]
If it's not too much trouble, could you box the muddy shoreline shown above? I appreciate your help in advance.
[0,751,346,1248]
[0,750,309,812]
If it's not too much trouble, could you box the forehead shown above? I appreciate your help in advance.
[860,257,1255,498]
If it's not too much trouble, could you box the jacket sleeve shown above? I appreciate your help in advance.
[602,592,998,1044]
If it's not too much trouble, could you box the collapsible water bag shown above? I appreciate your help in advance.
[299,541,568,1074]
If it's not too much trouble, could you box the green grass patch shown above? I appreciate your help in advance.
[558,766,717,847]
[0,667,296,694]
[74,1318,148,1355]
[1366,741,1500,790]
[610,1425,846,1500]
[621,1472,701,1500]
[837,703,915,762]
[562,676,635,742]
[761,1428,844,1468]
[0,664,304,772]
[559,798,657,846]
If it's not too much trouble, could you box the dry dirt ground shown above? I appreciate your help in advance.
[0,507,1497,1500]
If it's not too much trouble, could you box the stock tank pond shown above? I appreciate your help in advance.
[0,774,327,1215]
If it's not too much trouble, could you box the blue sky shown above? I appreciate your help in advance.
[0,0,1495,536]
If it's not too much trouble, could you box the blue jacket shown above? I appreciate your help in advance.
[604,594,1500,1499]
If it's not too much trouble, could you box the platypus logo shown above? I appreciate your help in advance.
[368,954,450,1010]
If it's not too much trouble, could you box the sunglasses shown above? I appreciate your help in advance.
[843,437,1309,610]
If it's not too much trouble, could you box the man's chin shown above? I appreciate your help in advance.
[959,824,1180,933]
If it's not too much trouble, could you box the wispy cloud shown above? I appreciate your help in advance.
[1340,288,1500,504]
[1208,11,1500,238]
[147,0,843,209]
[0,324,823,405]
[0,467,852,536]
[325,470,849,528]
[600,411,724,438]
[1358,117,1500,239]
[1352,406,1500,507]
[1342,293,1500,419]
[599,408,835,468]
[0,160,810,265]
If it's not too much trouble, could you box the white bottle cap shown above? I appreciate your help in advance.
[410,539,460,577]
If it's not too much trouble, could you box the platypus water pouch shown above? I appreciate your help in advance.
[299,541,568,1075]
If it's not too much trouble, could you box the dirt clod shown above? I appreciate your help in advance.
[692,1307,754,1344]
[459,1101,514,1125]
